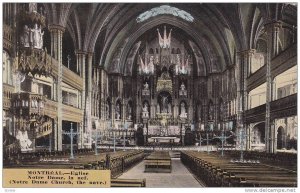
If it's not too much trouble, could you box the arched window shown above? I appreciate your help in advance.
[176,48,181,54]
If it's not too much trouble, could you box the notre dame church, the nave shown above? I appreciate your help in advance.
[2,3,297,188]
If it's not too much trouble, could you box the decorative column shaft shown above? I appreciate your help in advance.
[76,51,87,147]
[49,24,65,151]
[264,21,281,153]
[86,52,93,147]
[237,49,254,149]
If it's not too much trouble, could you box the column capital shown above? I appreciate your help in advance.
[48,24,65,33]
[87,52,94,57]
[75,50,87,56]
[264,21,282,32]
[237,49,256,57]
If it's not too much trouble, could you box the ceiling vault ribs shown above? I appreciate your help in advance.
[45,3,296,76]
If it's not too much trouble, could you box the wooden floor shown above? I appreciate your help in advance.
[118,158,203,187]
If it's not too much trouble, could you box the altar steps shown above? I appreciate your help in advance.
[169,151,181,158]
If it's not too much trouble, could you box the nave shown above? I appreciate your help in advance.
[2,2,298,188]
[118,153,203,188]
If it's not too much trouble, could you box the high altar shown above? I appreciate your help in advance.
[138,26,191,144]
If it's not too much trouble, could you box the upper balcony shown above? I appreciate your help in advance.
[49,55,84,91]
[245,93,297,123]
[11,92,83,123]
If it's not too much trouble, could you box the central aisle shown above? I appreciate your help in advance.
[118,158,204,187]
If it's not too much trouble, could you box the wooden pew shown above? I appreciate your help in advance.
[181,151,297,187]
[144,151,172,173]
[111,178,146,187]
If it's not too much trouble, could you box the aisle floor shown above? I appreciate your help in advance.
[118,158,203,188]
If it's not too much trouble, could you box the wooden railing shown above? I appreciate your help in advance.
[247,43,297,92]
[44,99,83,122]
[35,121,52,138]
[44,99,58,119]
[62,103,83,122]
[50,56,83,91]
[270,93,297,119]
[11,92,83,122]
[245,94,297,123]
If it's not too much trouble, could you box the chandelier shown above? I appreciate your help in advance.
[17,3,51,76]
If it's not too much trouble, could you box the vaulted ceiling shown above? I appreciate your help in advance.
[43,3,297,76]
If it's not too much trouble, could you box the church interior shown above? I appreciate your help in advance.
[2,3,298,187]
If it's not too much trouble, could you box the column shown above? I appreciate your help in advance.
[122,99,126,123]
[49,24,65,151]
[236,49,254,148]
[78,122,83,149]
[87,52,93,148]
[112,97,115,127]
[75,51,86,147]
[265,21,281,153]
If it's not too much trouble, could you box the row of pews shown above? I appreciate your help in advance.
[107,150,145,178]
[111,178,146,187]
[223,150,297,171]
[181,151,297,187]
[6,149,146,187]
[144,151,172,173]
[5,149,145,179]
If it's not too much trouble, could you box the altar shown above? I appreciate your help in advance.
[148,136,180,144]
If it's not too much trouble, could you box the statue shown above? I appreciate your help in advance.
[29,3,37,13]
[106,103,110,119]
[38,26,44,49]
[209,104,214,120]
[180,83,186,91]
[127,104,132,120]
[168,103,172,114]
[142,103,148,112]
[180,102,186,116]
[21,25,30,47]
[39,6,44,16]
[139,55,154,75]
[175,65,178,74]
[175,55,190,75]
[149,55,155,73]
[115,105,120,120]
[31,24,40,48]
[157,26,172,48]
[161,96,168,113]
[144,82,149,90]
[16,129,32,151]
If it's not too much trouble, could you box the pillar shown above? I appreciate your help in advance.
[265,21,281,153]
[49,24,65,151]
[236,49,254,148]
[76,51,87,147]
[86,52,93,148]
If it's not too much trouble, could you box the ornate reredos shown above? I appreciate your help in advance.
[136,25,193,77]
